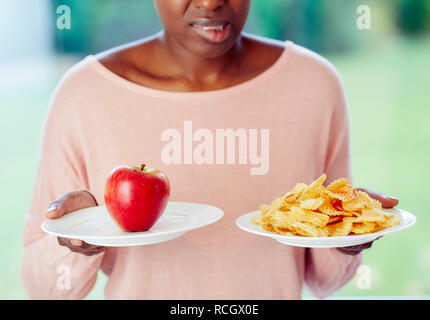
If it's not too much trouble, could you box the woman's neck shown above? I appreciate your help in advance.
[143,31,245,84]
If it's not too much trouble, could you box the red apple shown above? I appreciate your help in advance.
[104,164,170,232]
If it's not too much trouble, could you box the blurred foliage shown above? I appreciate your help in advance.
[52,0,430,55]
[52,0,360,54]
[52,0,162,53]
[395,0,430,35]
[249,0,359,53]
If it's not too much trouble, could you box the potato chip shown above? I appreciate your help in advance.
[316,227,329,237]
[252,214,263,225]
[269,210,292,229]
[319,198,344,216]
[328,216,343,224]
[369,197,383,210]
[323,187,356,202]
[351,222,376,234]
[273,226,295,236]
[327,178,349,192]
[270,197,290,211]
[300,198,324,210]
[290,221,319,237]
[330,200,356,216]
[342,216,359,223]
[261,224,275,233]
[327,221,353,236]
[342,191,382,211]
[253,174,400,237]
[381,214,401,228]
[288,206,329,227]
[356,209,386,223]
[324,177,357,201]
[299,174,326,200]
[259,205,270,215]
[284,183,308,203]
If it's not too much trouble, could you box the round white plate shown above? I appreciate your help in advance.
[42,201,223,246]
[236,208,416,248]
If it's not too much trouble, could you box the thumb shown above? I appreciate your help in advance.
[45,191,92,219]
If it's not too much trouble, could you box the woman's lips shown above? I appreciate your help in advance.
[190,22,232,44]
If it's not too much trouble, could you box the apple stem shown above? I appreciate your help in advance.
[141,164,146,171]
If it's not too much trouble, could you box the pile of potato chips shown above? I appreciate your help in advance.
[253,174,401,237]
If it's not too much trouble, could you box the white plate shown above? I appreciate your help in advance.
[42,201,223,247]
[235,208,416,248]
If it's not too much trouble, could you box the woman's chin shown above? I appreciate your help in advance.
[186,40,237,59]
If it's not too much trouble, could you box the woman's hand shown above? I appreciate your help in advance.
[45,190,106,256]
[336,188,399,256]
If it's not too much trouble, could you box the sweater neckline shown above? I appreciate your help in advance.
[87,40,294,99]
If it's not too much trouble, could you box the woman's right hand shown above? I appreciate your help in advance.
[45,190,106,256]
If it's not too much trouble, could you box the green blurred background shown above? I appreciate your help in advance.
[1,0,429,299]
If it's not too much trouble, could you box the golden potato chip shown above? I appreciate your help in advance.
[328,216,343,224]
[256,214,275,231]
[341,191,369,211]
[252,214,263,225]
[331,200,356,216]
[299,174,326,200]
[300,198,324,210]
[327,178,349,192]
[284,183,308,203]
[273,226,295,236]
[270,197,290,211]
[369,197,383,210]
[319,198,345,216]
[259,205,270,215]
[290,221,319,237]
[381,214,401,228]
[342,191,382,211]
[311,227,329,237]
[253,174,399,237]
[351,222,376,234]
[268,210,292,229]
[356,209,386,223]
[288,206,329,227]
[327,221,353,236]
[255,213,273,227]
[317,227,329,237]
[261,224,275,232]
[324,177,357,201]
[342,216,359,223]
[323,187,356,202]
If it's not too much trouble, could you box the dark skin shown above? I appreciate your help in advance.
[97,0,284,92]
[46,0,399,256]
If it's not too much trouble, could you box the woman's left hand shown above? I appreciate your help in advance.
[336,188,399,256]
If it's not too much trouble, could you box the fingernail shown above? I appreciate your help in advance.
[47,203,58,212]
[384,195,399,205]
[384,195,397,200]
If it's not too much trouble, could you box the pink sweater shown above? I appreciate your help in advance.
[22,41,361,299]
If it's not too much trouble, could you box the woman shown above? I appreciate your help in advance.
[22,0,398,299]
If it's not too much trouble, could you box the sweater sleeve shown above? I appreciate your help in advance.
[21,70,105,299]
[304,63,361,299]
[304,248,361,299]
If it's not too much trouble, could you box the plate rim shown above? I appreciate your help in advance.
[235,207,416,244]
[41,201,224,240]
